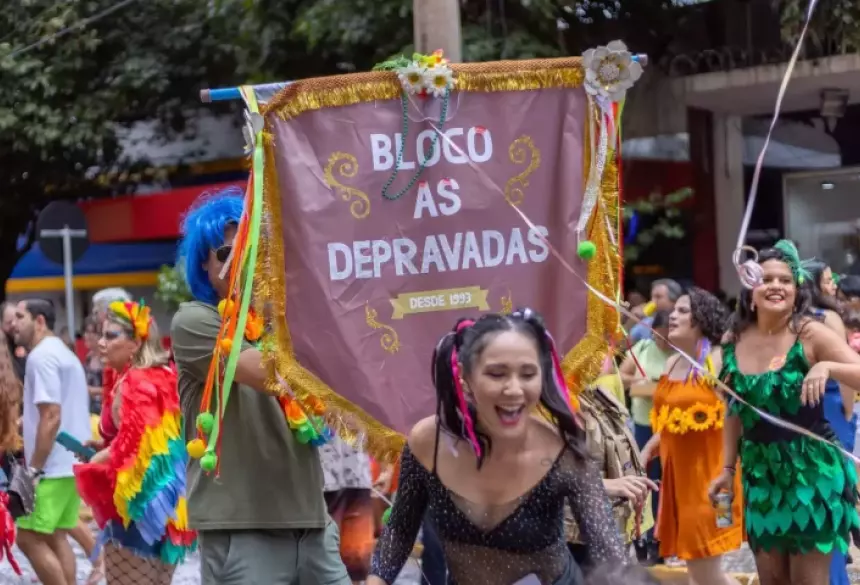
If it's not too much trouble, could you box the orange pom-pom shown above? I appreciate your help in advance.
[217,299,236,317]
[219,338,233,353]
[245,313,264,341]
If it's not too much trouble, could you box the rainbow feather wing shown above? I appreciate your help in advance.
[111,368,197,562]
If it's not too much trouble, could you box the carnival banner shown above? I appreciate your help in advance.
[243,49,637,458]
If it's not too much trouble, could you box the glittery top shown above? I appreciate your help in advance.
[371,445,626,584]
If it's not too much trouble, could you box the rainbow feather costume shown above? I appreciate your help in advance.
[75,366,197,564]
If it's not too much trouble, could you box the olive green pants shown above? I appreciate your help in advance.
[199,521,351,585]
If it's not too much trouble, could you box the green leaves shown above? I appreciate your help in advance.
[155,264,192,311]
[622,187,693,262]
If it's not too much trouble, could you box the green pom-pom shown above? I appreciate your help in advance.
[577,240,596,261]
[382,507,392,525]
[196,413,215,434]
[200,452,218,472]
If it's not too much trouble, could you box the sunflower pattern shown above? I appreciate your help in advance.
[650,400,726,435]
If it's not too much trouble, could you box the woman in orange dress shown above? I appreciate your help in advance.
[640,287,743,585]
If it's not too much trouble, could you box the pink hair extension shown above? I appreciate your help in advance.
[451,319,481,457]
[451,348,482,457]
[545,331,577,414]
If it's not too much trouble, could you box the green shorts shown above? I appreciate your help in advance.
[17,477,81,534]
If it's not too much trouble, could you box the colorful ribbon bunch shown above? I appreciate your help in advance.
[281,393,334,446]
[108,300,152,340]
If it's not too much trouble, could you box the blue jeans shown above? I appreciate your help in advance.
[633,423,661,541]
[823,380,856,585]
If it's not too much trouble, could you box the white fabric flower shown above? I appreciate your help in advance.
[583,40,643,103]
[397,63,427,95]
[424,64,455,97]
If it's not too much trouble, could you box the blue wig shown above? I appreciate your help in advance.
[177,187,245,305]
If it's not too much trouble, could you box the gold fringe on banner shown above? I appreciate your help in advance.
[256,125,406,462]
[256,61,620,462]
[262,57,586,121]
[561,101,622,395]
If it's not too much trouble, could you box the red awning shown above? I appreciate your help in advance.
[79,181,245,243]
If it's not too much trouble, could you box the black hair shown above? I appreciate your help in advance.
[651,310,670,329]
[432,309,586,468]
[803,259,841,314]
[839,275,860,299]
[730,247,813,338]
[652,278,683,302]
[22,298,56,331]
[684,287,728,345]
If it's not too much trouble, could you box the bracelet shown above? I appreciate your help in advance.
[723,466,736,475]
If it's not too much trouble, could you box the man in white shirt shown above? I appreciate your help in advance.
[12,299,90,585]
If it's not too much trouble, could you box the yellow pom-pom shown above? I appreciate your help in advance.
[219,337,233,353]
[577,240,597,261]
[186,439,206,459]
[643,301,656,317]
[217,299,236,317]
[200,452,218,472]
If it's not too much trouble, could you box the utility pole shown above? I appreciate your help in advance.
[413,0,462,62]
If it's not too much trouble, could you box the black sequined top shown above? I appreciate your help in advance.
[370,445,626,585]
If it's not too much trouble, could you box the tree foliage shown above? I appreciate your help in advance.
[0,0,696,300]
[0,0,247,300]
[623,187,693,262]
[155,264,192,311]
[243,0,693,76]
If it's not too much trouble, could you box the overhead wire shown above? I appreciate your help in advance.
[1,0,138,61]
[0,0,76,45]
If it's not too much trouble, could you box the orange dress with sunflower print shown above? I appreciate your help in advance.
[651,375,744,560]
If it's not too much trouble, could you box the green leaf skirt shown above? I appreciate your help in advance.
[741,435,859,554]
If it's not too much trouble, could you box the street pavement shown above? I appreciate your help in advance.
[0,534,857,583]
[0,534,423,584]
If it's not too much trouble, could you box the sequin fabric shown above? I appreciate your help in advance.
[371,446,625,584]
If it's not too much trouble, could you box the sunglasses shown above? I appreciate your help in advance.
[215,245,232,263]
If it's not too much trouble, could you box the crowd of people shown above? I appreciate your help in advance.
[0,188,857,585]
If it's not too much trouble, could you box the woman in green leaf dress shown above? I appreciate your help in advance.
[709,241,860,584]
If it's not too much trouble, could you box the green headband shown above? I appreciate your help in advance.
[773,240,812,285]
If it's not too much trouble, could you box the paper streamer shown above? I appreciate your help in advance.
[732,0,819,288]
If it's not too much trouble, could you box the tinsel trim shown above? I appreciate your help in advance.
[263,58,586,121]
[255,125,405,463]
[561,102,622,395]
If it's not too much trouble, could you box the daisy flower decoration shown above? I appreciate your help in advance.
[424,62,455,97]
[582,40,643,103]
[397,62,427,95]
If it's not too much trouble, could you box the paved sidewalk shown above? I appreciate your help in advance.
[652,542,860,583]
[0,537,200,585]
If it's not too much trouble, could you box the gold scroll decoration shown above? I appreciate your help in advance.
[324,152,371,219]
[365,304,401,354]
[504,136,541,206]
[389,286,490,320]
